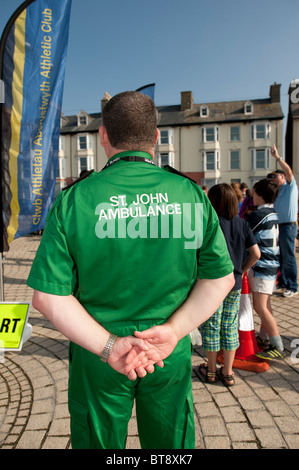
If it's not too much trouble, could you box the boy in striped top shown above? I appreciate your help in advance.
[247,179,284,360]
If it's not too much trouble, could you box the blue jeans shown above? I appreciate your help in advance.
[279,223,298,292]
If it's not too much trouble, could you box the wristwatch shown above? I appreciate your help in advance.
[101,333,117,362]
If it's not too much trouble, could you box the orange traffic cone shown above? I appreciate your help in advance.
[217,273,269,373]
[236,272,259,360]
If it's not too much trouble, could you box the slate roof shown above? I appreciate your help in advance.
[60,112,101,134]
[60,97,284,134]
[157,99,283,127]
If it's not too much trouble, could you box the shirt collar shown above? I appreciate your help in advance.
[257,203,274,210]
[106,151,153,166]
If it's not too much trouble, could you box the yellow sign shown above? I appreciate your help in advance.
[0,303,31,351]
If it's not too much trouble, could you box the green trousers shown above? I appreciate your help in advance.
[68,320,195,449]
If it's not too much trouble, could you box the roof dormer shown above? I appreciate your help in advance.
[244,101,253,115]
[77,111,88,127]
[200,105,209,117]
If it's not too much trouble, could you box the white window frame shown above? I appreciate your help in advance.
[201,126,219,143]
[58,157,66,179]
[59,135,65,152]
[157,152,174,167]
[159,129,174,145]
[200,105,209,117]
[78,156,94,175]
[77,134,93,151]
[78,114,87,126]
[250,148,270,170]
[244,101,253,114]
[201,150,220,171]
[230,126,240,141]
[230,150,240,170]
[251,123,271,140]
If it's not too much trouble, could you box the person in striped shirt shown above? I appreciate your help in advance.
[247,178,284,360]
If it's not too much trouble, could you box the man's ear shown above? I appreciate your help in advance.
[99,126,109,148]
[154,128,160,145]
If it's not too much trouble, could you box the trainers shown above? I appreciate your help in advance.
[256,335,270,350]
[255,345,284,360]
[283,290,298,298]
[275,286,285,294]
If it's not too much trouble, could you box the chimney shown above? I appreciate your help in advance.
[269,82,281,103]
[101,91,111,112]
[181,91,193,111]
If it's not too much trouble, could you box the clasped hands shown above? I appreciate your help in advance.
[107,323,179,381]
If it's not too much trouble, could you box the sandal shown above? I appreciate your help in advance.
[218,367,235,387]
[195,363,218,383]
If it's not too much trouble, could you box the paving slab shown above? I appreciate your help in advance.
[0,234,299,450]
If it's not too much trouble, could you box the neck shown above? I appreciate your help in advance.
[106,147,154,160]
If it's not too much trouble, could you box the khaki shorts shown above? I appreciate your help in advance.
[248,269,276,295]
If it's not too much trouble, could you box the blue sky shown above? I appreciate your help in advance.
[1,0,299,126]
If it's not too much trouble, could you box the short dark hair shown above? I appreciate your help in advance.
[208,183,239,220]
[102,91,157,151]
[267,169,286,178]
[253,178,279,203]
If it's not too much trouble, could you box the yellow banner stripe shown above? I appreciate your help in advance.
[7,10,27,244]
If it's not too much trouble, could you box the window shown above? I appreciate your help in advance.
[160,130,169,144]
[201,151,220,171]
[201,178,219,190]
[57,157,66,178]
[250,148,270,170]
[159,129,174,145]
[230,150,240,170]
[256,149,268,169]
[78,114,87,126]
[79,156,87,173]
[78,156,94,175]
[206,128,215,142]
[201,126,219,142]
[157,152,174,167]
[78,135,87,150]
[244,101,253,114]
[59,136,65,152]
[206,152,215,170]
[230,126,240,141]
[251,123,271,140]
[77,134,93,150]
[200,105,209,117]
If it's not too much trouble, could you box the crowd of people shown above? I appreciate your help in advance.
[198,143,298,384]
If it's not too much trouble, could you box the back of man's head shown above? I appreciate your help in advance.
[253,178,280,203]
[102,91,158,151]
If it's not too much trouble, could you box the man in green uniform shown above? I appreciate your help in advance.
[27,91,234,449]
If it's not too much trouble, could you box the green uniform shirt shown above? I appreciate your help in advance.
[27,151,233,324]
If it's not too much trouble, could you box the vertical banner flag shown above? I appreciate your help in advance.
[0,0,72,250]
[136,83,155,102]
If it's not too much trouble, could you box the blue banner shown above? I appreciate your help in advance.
[0,0,72,246]
[136,83,155,102]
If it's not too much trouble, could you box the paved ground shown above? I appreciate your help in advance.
[0,234,299,449]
